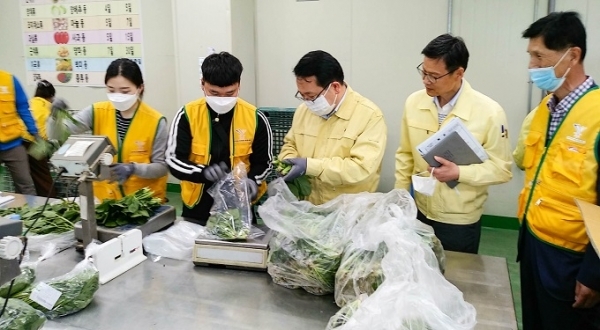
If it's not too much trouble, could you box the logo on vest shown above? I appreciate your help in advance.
[0,86,8,94]
[134,140,146,151]
[235,128,250,142]
[567,123,587,144]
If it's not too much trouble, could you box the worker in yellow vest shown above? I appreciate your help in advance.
[0,70,38,195]
[519,12,600,329]
[21,80,58,197]
[48,58,168,202]
[166,52,273,224]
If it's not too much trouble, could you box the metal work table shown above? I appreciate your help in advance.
[1,193,517,330]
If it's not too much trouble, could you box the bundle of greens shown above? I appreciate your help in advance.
[334,242,387,307]
[206,163,253,240]
[0,266,35,298]
[268,232,342,295]
[326,298,362,330]
[0,201,79,235]
[416,231,446,273]
[95,187,162,228]
[272,158,311,200]
[28,104,86,160]
[0,299,46,330]
[206,208,249,240]
[13,259,99,319]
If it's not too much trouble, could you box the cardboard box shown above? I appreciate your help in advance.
[575,199,600,256]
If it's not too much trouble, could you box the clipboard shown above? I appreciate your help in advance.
[575,199,600,257]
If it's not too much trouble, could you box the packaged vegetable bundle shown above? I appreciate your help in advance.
[205,163,253,240]
[326,295,364,330]
[0,299,46,330]
[259,179,374,295]
[0,266,35,299]
[13,245,100,319]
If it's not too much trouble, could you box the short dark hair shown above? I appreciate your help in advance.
[522,11,586,61]
[293,50,344,88]
[105,58,144,96]
[421,34,469,72]
[34,80,55,100]
[202,52,243,87]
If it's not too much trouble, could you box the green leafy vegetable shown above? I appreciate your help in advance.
[0,201,79,235]
[95,187,162,228]
[0,299,46,330]
[0,266,35,298]
[28,105,86,161]
[206,208,249,240]
[272,158,312,200]
[13,261,99,319]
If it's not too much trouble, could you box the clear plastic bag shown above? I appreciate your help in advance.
[259,179,376,295]
[331,217,476,330]
[206,162,253,240]
[326,295,365,330]
[0,299,46,330]
[13,243,100,319]
[26,231,76,258]
[142,220,205,261]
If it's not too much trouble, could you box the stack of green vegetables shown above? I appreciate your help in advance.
[334,242,388,307]
[13,260,100,319]
[0,201,79,235]
[28,103,85,161]
[95,187,162,228]
[0,299,46,330]
[272,158,311,200]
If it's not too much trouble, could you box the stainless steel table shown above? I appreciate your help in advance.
[0,193,517,330]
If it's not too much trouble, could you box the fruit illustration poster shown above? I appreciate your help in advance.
[21,0,144,86]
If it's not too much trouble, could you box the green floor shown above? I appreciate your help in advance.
[165,191,523,329]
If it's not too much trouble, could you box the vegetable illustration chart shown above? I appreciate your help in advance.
[21,0,144,86]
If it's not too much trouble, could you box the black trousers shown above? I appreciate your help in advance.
[520,228,600,330]
[417,210,481,254]
[23,141,57,198]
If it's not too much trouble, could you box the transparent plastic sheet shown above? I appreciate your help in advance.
[0,299,46,330]
[142,220,205,261]
[206,163,253,240]
[326,294,365,330]
[258,179,379,295]
[334,189,446,307]
[26,231,76,258]
[12,243,100,319]
[330,217,476,330]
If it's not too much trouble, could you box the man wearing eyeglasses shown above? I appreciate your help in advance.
[279,50,387,205]
[394,34,512,254]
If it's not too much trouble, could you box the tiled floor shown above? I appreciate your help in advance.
[166,191,523,329]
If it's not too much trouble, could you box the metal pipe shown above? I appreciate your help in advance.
[548,0,556,13]
[447,0,453,33]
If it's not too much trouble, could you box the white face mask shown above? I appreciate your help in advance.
[305,84,338,118]
[107,92,138,111]
[412,170,437,196]
[206,96,238,114]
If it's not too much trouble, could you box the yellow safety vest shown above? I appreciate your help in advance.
[180,98,267,208]
[0,71,22,143]
[518,87,600,252]
[92,101,167,202]
[23,97,51,141]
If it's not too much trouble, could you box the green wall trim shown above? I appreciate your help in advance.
[165,182,521,231]
[167,183,181,193]
[481,214,520,230]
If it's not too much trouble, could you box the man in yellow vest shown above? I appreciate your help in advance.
[0,70,38,195]
[279,50,387,205]
[519,12,600,329]
[166,52,273,224]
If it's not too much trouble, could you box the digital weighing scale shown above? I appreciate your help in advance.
[193,226,274,270]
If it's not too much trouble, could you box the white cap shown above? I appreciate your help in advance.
[0,237,23,260]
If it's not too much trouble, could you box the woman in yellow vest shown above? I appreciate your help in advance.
[48,58,168,202]
[22,80,58,197]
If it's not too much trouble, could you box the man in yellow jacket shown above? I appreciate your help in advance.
[518,12,600,329]
[395,34,512,254]
[279,50,387,205]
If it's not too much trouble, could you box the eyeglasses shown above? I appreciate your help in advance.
[295,85,328,104]
[417,63,456,84]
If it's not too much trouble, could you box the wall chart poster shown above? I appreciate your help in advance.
[21,0,144,87]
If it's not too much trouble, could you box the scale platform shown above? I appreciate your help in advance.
[74,205,176,242]
[193,226,274,271]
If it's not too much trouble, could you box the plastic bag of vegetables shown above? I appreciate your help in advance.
[0,299,46,330]
[326,295,364,330]
[13,243,100,319]
[258,179,373,295]
[0,266,36,299]
[205,162,253,240]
